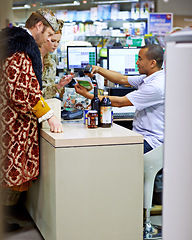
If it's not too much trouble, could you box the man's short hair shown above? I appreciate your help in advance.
[25,9,59,32]
[25,12,50,30]
[142,44,164,69]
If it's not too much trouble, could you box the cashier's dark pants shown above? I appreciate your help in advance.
[144,140,153,154]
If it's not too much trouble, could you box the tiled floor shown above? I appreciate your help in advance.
[2,201,162,240]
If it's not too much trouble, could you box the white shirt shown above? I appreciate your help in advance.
[23,27,32,36]
[126,70,165,149]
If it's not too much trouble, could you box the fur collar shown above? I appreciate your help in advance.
[0,26,42,89]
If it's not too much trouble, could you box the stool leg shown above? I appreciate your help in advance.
[143,208,162,239]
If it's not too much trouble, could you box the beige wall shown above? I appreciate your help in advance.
[13,9,35,25]
[157,0,192,16]
[173,15,192,28]
[157,0,192,28]
[0,0,13,29]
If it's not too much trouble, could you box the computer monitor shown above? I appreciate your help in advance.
[107,46,141,76]
[67,46,97,72]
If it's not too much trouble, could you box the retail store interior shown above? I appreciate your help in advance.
[1,0,192,240]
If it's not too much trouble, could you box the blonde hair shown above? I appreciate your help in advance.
[56,19,64,35]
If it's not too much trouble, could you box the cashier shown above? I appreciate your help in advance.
[74,44,165,154]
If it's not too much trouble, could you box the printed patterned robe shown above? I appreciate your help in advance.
[0,27,43,188]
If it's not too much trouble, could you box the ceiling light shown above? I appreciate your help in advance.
[12,4,31,10]
[73,1,80,5]
[42,4,74,7]
[24,4,31,9]
[42,1,80,8]
[92,0,138,4]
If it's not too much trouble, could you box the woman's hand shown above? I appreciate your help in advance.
[57,74,75,89]
[74,83,93,100]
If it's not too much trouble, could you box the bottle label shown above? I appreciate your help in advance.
[87,111,98,128]
[100,106,111,124]
[88,116,98,127]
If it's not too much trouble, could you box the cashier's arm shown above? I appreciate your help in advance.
[74,83,133,108]
[86,65,131,86]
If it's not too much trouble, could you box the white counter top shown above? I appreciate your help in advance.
[41,120,143,148]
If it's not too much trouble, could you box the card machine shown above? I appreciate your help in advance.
[61,109,83,120]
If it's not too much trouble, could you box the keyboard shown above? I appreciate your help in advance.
[113,112,135,119]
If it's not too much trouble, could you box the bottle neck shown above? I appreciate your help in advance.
[94,87,98,98]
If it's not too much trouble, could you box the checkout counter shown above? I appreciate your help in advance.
[25,118,143,240]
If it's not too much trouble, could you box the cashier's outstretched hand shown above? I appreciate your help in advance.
[47,114,63,133]
[74,83,93,100]
[84,65,99,78]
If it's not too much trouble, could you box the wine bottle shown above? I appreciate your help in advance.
[91,87,100,126]
[100,91,112,128]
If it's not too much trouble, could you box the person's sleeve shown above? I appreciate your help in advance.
[6,52,53,122]
[42,58,61,99]
[6,52,42,113]
[43,83,63,99]
[32,96,53,123]
[128,75,146,89]
[126,84,163,111]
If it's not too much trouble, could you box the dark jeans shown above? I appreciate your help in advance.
[144,140,153,154]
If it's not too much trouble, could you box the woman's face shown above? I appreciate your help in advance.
[43,33,61,53]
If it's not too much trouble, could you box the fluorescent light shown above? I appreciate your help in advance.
[73,1,80,5]
[24,4,31,9]
[92,0,138,4]
[41,4,74,7]
[44,1,80,8]
[12,4,31,10]
[12,6,26,9]
[13,1,80,9]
